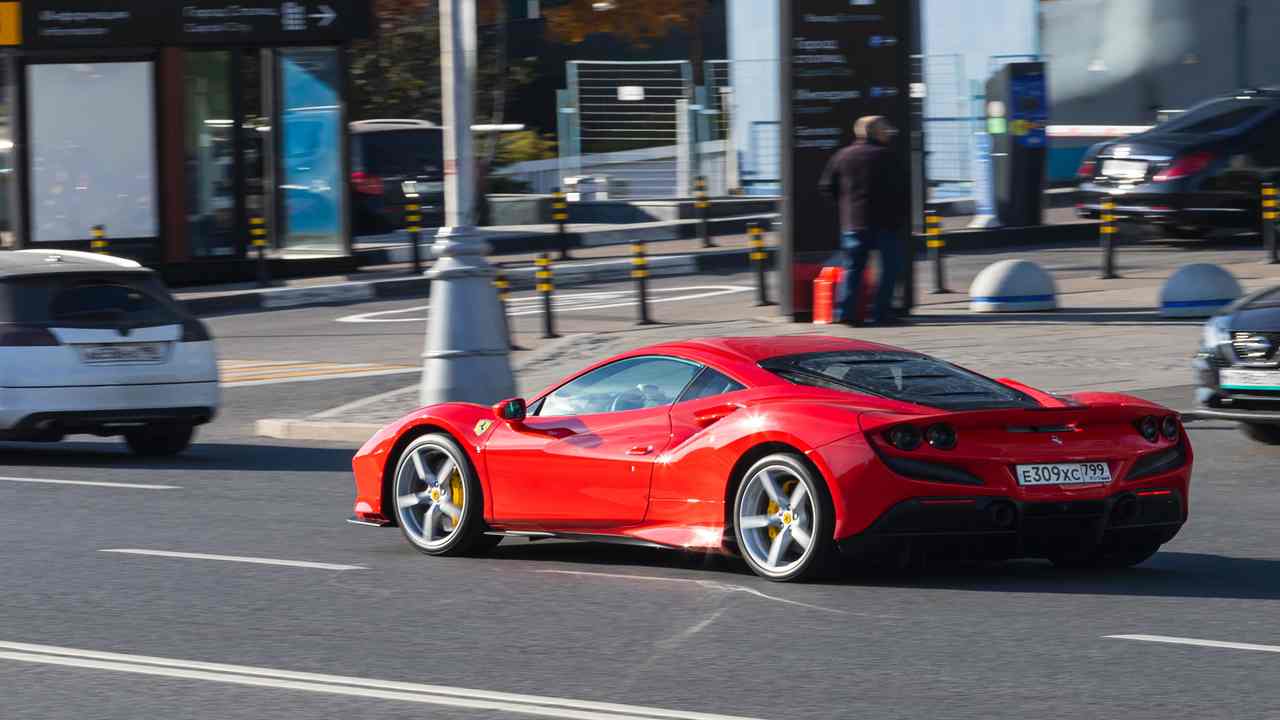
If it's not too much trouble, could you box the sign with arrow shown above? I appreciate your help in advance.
[21,0,374,49]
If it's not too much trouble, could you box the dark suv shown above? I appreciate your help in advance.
[1195,287,1280,444]
[350,120,445,237]
[1076,88,1280,237]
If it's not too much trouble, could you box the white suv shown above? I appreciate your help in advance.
[0,250,219,456]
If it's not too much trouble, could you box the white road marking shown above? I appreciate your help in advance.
[336,285,754,324]
[535,569,882,617]
[1107,634,1280,654]
[99,549,365,571]
[0,476,179,490]
[0,641,765,720]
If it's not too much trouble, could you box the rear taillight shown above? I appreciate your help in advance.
[1075,159,1097,179]
[181,317,211,342]
[1136,416,1160,443]
[885,424,922,451]
[0,325,61,347]
[1153,151,1215,182]
[351,171,384,196]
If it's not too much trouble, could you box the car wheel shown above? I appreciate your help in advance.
[392,433,493,556]
[732,452,836,582]
[1241,422,1280,445]
[124,424,195,457]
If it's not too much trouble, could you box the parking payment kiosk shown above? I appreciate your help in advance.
[985,62,1048,227]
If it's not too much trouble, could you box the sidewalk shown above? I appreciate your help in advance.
[255,250,1280,444]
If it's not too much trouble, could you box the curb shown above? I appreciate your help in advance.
[255,418,384,444]
[179,247,777,317]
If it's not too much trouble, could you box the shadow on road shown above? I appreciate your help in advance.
[0,441,354,473]
[904,308,1195,326]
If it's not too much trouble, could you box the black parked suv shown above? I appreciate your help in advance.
[350,119,445,237]
[1195,287,1280,444]
[1076,88,1280,237]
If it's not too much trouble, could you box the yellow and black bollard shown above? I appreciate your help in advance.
[405,201,424,274]
[250,215,271,287]
[1100,198,1119,279]
[695,176,714,248]
[749,222,772,306]
[552,188,571,260]
[492,268,523,351]
[632,241,655,325]
[90,225,108,254]
[1263,181,1278,265]
[925,210,949,294]
[536,253,558,339]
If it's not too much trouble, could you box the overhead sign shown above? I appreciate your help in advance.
[0,2,20,45]
[779,0,914,319]
[21,0,374,49]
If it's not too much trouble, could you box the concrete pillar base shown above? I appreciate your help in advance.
[419,225,516,407]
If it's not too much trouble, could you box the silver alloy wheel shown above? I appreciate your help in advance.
[737,463,818,578]
[394,442,467,551]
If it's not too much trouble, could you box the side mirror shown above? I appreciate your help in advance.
[494,397,527,423]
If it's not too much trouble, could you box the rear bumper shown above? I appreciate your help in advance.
[1074,188,1253,228]
[837,489,1185,560]
[0,382,219,435]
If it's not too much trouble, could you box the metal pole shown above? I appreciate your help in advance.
[90,225,108,255]
[1263,181,1278,264]
[696,176,713,248]
[749,222,772,306]
[250,216,271,287]
[925,209,948,294]
[1100,198,1119,279]
[405,197,423,274]
[633,241,655,325]
[552,187,571,260]
[537,252,558,338]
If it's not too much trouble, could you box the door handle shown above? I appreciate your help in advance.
[627,445,654,456]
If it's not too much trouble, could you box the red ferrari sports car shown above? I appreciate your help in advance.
[350,335,1192,582]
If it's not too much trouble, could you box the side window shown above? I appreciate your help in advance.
[537,357,701,417]
[677,367,746,403]
[1248,113,1280,167]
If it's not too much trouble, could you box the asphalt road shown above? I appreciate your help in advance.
[4,240,1280,719]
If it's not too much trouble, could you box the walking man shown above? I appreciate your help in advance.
[818,115,910,325]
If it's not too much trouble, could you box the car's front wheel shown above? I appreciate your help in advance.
[732,452,835,582]
[1241,422,1280,445]
[392,433,495,556]
[124,424,195,457]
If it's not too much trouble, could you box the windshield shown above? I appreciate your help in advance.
[1158,99,1271,134]
[760,351,1039,410]
[357,130,444,178]
[0,274,182,327]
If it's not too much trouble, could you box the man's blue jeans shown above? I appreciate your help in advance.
[840,228,901,323]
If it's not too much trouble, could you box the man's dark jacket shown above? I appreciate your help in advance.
[818,140,909,232]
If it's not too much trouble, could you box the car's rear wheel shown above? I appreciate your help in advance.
[1241,422,1280,445]
[392,433,493,556]
[124,424,195,457]
[732,453,835,582]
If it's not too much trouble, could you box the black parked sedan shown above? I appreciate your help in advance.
[1195,287,1280,443]
[1077,89,1280,238]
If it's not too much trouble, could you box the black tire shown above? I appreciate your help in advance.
[1049,541,1161,570]
[1242,422,1280,445]
[392,433,494,557]
[732,452,837,582]
[124,424,195,457]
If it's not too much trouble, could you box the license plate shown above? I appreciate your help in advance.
[1101,159,1148,180]
[1221,368,1280,390]
[1015,462,1113,486]
[78,343,168,365]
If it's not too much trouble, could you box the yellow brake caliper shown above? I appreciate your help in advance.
[767,480,798,540]
[447,470,464,530]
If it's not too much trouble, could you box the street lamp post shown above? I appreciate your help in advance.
[419,0,516,407]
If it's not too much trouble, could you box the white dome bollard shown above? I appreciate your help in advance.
[969,259,1058,313]
[1159,264,1244,318]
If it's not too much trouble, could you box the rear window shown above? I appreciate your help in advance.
[356,130,443,177]
[0,274,183,327]
[1159,100,1271,134]
[760,351,1039,411]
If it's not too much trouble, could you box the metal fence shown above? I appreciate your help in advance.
[922,54,973,187]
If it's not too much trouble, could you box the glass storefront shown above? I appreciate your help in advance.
[278,48,345,255]
[184,51,237,258]
[27,62,158,243]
